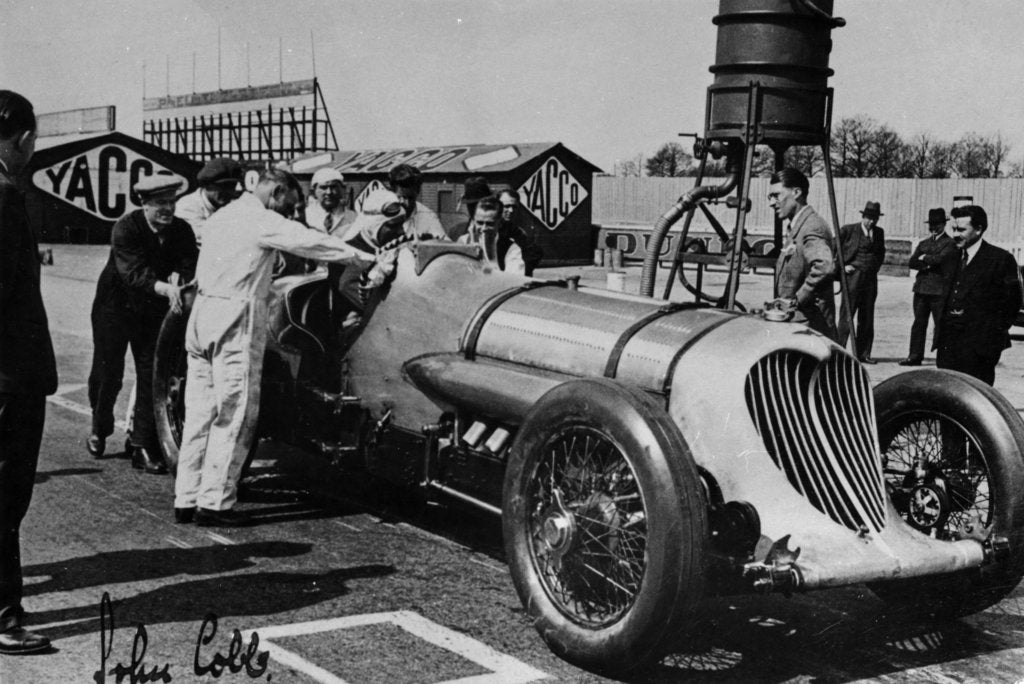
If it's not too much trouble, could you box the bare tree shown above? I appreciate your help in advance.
[618,160,641,177]
[901,133,953,178]
[950,132,1012,178]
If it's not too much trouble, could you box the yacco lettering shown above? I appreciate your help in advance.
[419,147,469,170]
[341,150,392,174]
[98,145,127,219]
[518,156,588,231]
[365,149,418,173]
[44,161,71,195]
[65,155,97,213]
[402,149,445,169]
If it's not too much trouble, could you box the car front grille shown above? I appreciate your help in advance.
[744,351,886,533]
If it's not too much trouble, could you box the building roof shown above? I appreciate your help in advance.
[288,142,602,177]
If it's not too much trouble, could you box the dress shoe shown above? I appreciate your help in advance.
[196,508,252,527]
[899,357,922,366]
[860,357,877,365]
[131,447,168,475]
[174,507,196,524]
[0,627,51,654]
[86,434,105,458]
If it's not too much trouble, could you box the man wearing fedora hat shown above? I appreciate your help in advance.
[387,163,446,241]
[86,175,198,472]
[838,201,886,362]
[448,176,493,242]
[900,208,957,366]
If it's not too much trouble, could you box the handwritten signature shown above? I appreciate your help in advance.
[93,592,270,683]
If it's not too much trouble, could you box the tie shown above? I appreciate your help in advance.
[961,249,968,268]
[323,212,333,233]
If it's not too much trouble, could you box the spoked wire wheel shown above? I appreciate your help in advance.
[871,370,1024,617]
[153,308,190,473]
[527,425,648,628]
[503,379,707,676]
[882,411,991,539]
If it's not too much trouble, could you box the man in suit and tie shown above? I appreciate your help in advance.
[936,204,1021,385]
[900,208,957,366]
[0,89,56,654]
[838,201,886,363]
[769,167,838,341]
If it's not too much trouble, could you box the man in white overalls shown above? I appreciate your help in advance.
[173,168,373,527]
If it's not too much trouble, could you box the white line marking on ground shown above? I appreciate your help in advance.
[165,536,192,549]
[205,532,235,545]
[30,617,98,632]
[46,394,127,431]
[468,557,506,574]
[333,520,361,532]
[244,611,549,683]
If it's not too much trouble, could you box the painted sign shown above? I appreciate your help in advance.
[518,156,588,231]
[353,179,387,213]
[31,143,189,222]
[334,147,472,175]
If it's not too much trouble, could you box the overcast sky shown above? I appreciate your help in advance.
[2,0,1022,171]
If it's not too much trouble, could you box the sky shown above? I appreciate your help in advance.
[2,0,1023,172]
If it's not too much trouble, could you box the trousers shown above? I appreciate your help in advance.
[88,303,163,447]
[0,394,45,631]
[907,292,944,361]
[838,269,878,357]
[174,296,265,511]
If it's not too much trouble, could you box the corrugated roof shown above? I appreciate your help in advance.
[288,142,601,176]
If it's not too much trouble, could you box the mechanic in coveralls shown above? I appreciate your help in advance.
[173,168,374,527]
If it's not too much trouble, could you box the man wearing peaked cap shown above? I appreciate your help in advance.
[86,173,198,474]
[176,158,243,246]
[900,208,957,366]
[838,200,886,363]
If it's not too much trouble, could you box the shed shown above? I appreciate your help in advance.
[288,142,602,264]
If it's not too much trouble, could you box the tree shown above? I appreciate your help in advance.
[901,133,953,178]
[645,143,696,177]
[949,132,1011,178]
[617,160,641,177]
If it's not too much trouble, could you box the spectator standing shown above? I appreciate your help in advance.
[498,189,543,276]
[838,201,886,363]
[767,168,838,341]
[458,196,526,274]
[936,205,1021,385]
[173,169,373,527]
[0,89,55,654]
[387,164,446,240]
[448,176,492,242]
[305,167,356,235]
[175,158,243,246]
[900,208,957,366]
[86,176,198,473]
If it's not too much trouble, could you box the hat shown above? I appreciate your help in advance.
[462,176,492,204]
[925,208,948,225]
[860,201,883,218]
[134,174,184,201]
[197,158,243,186]
[352,189,406,248]
[311,167,345,187]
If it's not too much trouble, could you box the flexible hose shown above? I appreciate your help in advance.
[639,147,742,297]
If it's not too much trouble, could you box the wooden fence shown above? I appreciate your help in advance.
[593,176,1024,257]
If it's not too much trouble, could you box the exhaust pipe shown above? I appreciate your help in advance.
[639,142,743,297]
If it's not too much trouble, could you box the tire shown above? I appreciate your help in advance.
[153,308,190,475]
[870,369,1024,617]
[502,378,708,676]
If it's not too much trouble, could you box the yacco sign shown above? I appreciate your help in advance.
[518,156,588,231]
[334,147,472,175]
[353,179,386,213]
[31,143,188,222]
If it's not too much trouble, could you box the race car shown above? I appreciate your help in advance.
[153,239,1024,677]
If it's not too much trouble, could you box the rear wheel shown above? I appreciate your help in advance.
[503,379,707,676]
[871,370,1024,617]
[153,308,189,474]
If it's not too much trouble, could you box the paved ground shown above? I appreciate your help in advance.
[4,244,1024,683]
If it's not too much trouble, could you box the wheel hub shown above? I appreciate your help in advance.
[908,482,949,531]
[540,489,577,567]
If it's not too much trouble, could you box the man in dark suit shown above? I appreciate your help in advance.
[769,167,837,340]
[936,204,1021,385]
[87,176,198,472]
[838,201,886,363]
[0,90,55,654]
[900,208,957,365]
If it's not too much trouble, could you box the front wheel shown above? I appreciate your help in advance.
[871,369,1024,617]
[502,379,708,676]
[153,308,189,474]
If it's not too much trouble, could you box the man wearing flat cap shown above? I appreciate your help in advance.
[900,208,957,366]
[86,174,198,473]
[838,201,886,363]
[306,167,356,236]
[175,157,243,246]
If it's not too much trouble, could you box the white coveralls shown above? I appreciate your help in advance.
[174,188,217,247]
[174,192,369,511]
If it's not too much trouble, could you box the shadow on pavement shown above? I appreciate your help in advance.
[32,564,395,641]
